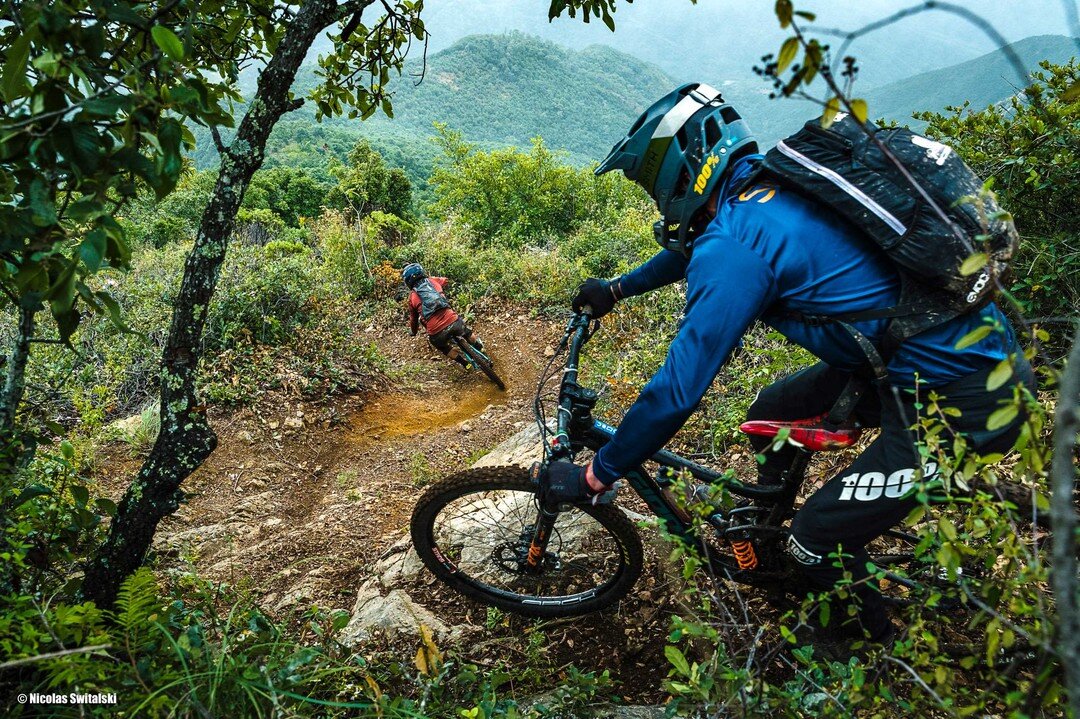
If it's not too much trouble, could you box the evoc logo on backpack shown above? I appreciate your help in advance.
[967,271,991,304]
[751,113,1018,339]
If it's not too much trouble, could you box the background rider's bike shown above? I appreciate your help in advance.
[410,311,990,619]
[454,334,506,391]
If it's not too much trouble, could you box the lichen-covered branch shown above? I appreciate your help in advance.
[81,0,347,609]
[0,306,36,448]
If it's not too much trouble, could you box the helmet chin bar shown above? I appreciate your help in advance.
[653,214,707,258]
[652,202,712,255]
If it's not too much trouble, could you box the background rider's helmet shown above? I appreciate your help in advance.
[595,83,757,256]
[402,262,426,289]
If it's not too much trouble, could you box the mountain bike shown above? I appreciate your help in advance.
[453,334,506,391]
[410,311,967,618]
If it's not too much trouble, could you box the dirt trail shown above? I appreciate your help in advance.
[97,308,560,608]
[95,306,677,701]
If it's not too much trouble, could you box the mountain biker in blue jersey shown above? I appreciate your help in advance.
[550,83,1034,651]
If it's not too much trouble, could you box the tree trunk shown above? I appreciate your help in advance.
[81,0,343,609]
[0,306,36,452]
[1051,324,1080,718]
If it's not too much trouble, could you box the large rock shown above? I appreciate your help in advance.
[472,423,546,468]
[376,533,426,588]
[341,583,453,645]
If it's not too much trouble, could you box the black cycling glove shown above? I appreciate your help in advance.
[536,461,616,506]
[571,277,623,319]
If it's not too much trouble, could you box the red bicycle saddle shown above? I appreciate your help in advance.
[739,413,861,452]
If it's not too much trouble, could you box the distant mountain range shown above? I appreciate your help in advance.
[864,34,1078,127]
[192,32,1077,192]
[311,0,1074,90]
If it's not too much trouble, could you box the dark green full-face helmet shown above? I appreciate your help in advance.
[596,83,757,255]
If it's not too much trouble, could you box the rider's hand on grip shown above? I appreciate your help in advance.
[572,278,622,319]
[534,460,618,506]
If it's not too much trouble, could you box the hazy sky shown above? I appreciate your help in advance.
[409,0,1078,87]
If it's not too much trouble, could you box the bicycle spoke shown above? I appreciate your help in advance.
[429,488,625,601]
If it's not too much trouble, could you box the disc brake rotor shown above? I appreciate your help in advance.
[490,525,564,574]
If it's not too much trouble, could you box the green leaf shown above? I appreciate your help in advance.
[1063,79,1080,103]
[96,497,118,516]
[95,291,132,332]
[794,10,816,21]
[775,0,793,28]
[2,34,32,102]
[960,252,988,276]
[664,645,691,677]
[986,404,1019,432]
[151,26,185,61]
[821,96,840,128]
[777,37,799,74]
[954,324,992,350]
[850,98,868,124]
[71,485,89,506]
[80,229,107,272]
[986,358,1014,391]
[12,484,52,508]
[818,599,830,627]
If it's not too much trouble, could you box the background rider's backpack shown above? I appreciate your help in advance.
[746,113,1019,355]
[414,277,451,321]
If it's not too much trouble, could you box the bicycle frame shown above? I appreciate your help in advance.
[525,312,815,581]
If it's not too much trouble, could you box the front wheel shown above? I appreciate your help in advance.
[410,466,644,618]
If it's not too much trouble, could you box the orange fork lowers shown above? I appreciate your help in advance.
[526,526,549,569]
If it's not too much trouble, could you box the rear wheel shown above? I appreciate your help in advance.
[410,466,644,618]
[455,337,506,390]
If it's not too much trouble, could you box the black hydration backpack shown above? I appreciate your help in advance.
[413,277,451,321]
[745,113,1018,362]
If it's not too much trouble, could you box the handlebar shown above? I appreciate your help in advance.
[544,310,598,461]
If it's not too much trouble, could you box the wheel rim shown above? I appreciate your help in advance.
[424,486,628,607]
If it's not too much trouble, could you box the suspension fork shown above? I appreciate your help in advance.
[524,503,560,574]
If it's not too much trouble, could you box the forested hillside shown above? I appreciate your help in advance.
[194,32,1079,189]
[192,33,674,191]
[317,0,1071,88]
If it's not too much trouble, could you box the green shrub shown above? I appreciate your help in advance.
[367,210,417,247]
[327,139,413,220]
[316,211,377,298]
[244,166,332,226]
[144,214,193,249]
[264,238,310,257]
[234,207,287,246]
[428,124,651,251]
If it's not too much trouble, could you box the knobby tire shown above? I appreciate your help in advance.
[455,337,506,390]
[410,466,644,618]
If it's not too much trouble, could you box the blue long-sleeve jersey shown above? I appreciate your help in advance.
[591,156,1016,485]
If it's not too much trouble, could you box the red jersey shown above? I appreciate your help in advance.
[408,277,458,336]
